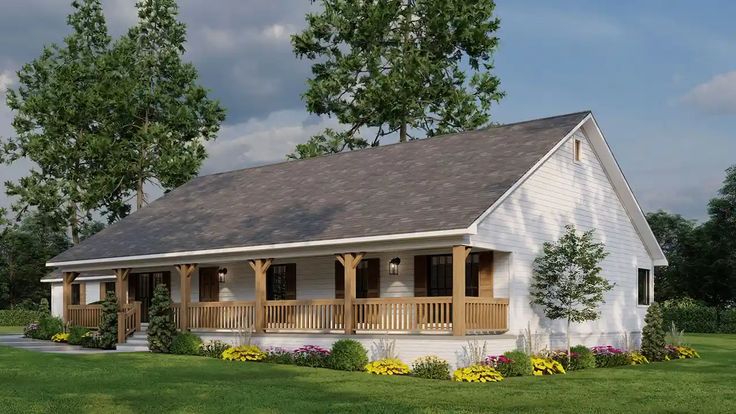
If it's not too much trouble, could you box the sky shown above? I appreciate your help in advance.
[0,0,734,221]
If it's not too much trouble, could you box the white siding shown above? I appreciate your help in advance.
[471,129,653,346]
[50,283,63,317]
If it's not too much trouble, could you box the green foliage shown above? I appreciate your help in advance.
[289,0,503,159]
[569,345,596,370]
[645,211,696,302]
[0,309,44,326]
[24,314,64,340]
[201,340,231,359]
[530,225,612,355]
[67,325,90,346]
[641,302,667,361]
[170,332,203,356]
[264,347,295,365]
[90,292,118,349]
[410,355,451,380]
[147,284,176,353]
[328,339,368,371]
[292,345,331,368]
[500,350,533,376]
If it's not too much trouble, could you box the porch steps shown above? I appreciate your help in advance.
[116,323,150,352]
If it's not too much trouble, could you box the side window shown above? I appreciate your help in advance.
[637,269,651,305]
[71,283,81,305]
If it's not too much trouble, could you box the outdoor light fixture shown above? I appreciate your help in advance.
[389,257,401,275]
[218,267,228,283]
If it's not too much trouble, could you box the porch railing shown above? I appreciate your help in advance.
[117,301,141,343]
[264,299,344,332]
[188,301,256,330]
[67,304,103,328]
[353,297,453,333]
[465,298,509,333]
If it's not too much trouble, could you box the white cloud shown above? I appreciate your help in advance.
[0,70,14,94]
[681,71,736,114]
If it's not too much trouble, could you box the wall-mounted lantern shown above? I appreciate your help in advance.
[389,257,401,276]
[218,267,228,283]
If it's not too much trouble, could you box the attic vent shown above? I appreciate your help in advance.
[573,139,582,162]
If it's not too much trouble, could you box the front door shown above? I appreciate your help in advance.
[129,271,171,322]
[199,267,220,302]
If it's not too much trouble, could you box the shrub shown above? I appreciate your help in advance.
[148,284,176,353]
[51,332,69,343]
[328,339,368,371]
[591,345,629,367]
[411,355,451,380]
[665,345,700,360]
[453,365,504,383]
[171,332,203,355]
[23,322,39,338]
[629,352,649,365]
[92,293,118,349]
[0,309,45,326]
[531,357,566,375]
[460,340,487,366]
[569,345,596,370]
[661,298,721,333]
[201,340,231,359]
[293,345,331,368]
[25,314,64,340]
[499,350,533,376]
[641,302,667,361]
[538,349,576,371]
[264,347,295,364]
[365,358,410,375]
[67,325,90,346]
[371,337,398,360]
[222,345,266,361]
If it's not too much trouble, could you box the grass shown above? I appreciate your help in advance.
[0,326,23,334]
[0,335,734,413]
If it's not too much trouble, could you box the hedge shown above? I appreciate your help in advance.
[0,309,45,326]
[662,298,736,334]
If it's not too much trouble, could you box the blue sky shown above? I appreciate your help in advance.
[0,1,734,220]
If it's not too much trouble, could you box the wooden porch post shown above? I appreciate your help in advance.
[250,258,273,333]
[336,252,365,335]
[114,268,131,307]
[62,272,79,323]
[175,264,197,331]
[452,245,471,336]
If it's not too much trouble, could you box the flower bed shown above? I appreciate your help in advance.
[222,345,266,362]
[292,345,331,368]
[591,345,630,368]
[531,357,566,376]
[453,365,504,383]
[665,345,700,360]
[365,358,410,376]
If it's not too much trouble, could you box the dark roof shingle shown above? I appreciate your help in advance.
[50,111,590,263]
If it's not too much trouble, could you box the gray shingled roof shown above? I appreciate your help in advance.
[50,111,590,263]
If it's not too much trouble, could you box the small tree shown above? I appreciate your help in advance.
[148,284,176,353]
[96,292,118,349]
[641,302,667,361]
[530,225,613,357]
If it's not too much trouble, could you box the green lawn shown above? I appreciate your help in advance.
[0,335,734,414]
[0,326,23,334]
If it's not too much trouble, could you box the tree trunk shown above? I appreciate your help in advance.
[136,175,144,211]
[399,123,407,143]
[567,318,571,359]
[69,202,80,245]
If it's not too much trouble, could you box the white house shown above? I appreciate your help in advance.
[42,111,666,365]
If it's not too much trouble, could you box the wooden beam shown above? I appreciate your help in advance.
[250,258,273,333]
[114,268,131,309]
[175,264,197,331]
[62,272,79,323]
[338,252,364,334]
[452,245,470,336]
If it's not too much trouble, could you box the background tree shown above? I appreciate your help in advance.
[289,0,504,159]
[645,211,695,301]
[531,225,613,357]
[640,302,666,361]
[105,0,225,209]
[1,0,123,243]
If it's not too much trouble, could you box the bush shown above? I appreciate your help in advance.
[264,347,295,364]
[569,345,596,370]
[24,314,64,340]
[629,352,649,365]
[148,284,177,353]
[201,340,231,358]
[92,293,118,350]
[222,345,266,361]
[453,365,504,382]
[0,309,45,326]
[293,345,331,368]
[67,325,90,346]
[498,350,533,376]
[665,345,700,360]
[365,358,410,376]
[591,346,629,367]
[411,355,450,380]
[661,298,736,333]
[531,357,566,375]
[51,332,69,343]
[328,339,368,371]
[171,332,203,355]
[641,303,667,361]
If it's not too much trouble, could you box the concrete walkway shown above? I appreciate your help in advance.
[0,334,119,354]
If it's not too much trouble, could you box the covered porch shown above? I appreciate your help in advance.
[61,245,510,343]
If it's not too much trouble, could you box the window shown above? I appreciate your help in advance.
[71,283,81,305]
[638,268,651,305]
[573,139,582,162]
[427,254,479,297]
[267,265,288,300]
[101,281,116,298]
[356,260,369,298]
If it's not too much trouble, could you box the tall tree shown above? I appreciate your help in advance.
[105,0,226,209]
[289,0,504,159]
[530,225,613,357]
[1,0,118,243]
[645,211,695,301]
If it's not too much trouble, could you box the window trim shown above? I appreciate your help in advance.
[573,138,582,162]
[637,268,651,306]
